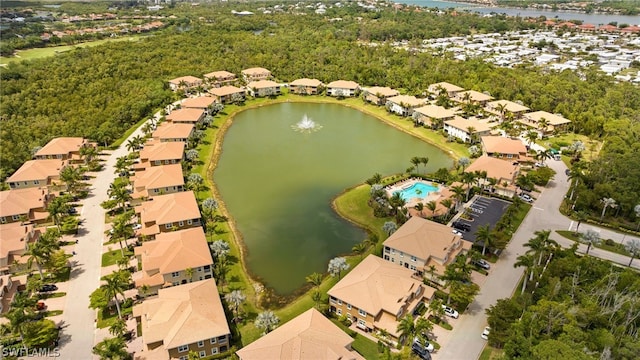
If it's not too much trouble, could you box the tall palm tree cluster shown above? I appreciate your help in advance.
[514,230,558,295]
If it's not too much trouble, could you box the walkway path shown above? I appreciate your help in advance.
[434,158,639,360]
[57,114,161,359]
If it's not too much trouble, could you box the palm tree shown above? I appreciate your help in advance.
[420,157,429,173]
[366,173,382,186]
[306,272,323,288]
[466,126,477,144]
[573,211,589,235]
[184,267,194,283]
[59,165,82,194]
[461,171,477,201]
[396,314,416,345]
[474,224,492,255]
[255,311,279,334]
[457,157,470,172]
[109,211,134,256]
[200,197,219,222]
[102,271,131,320]
[450,185,466,210]
[47,196,70,230]
[108,318,127,338]
[5,291,37,340]
[328,257,349,279]
[427,265,437,282]
[185,149,199,163]
[141,122,155,137]
[581,230,601,255]
[440,198,453,218]
[495,103,508,122]
[25,230,60,279]
[224,290,246,322]
[107,180,132,212]
[535,149,553,165]
[525,130,538,148]
[414,202,424,214]
[537,117,550,133]
[79,145,99,166]
[352,242,367,259]
[382,221,397,236]
[514,253,535,294]
[599,198,617,221]
[411,156,422,173]
[426,200,437,218]
[626,239,640,267]
[92,337,129,360]
[113,156,133,176]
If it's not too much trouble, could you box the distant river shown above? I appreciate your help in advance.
[397,0,640,24]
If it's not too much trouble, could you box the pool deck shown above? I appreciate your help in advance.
[385,178,444,208]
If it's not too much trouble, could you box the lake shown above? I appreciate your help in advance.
[214,102,452,295]
[396,0,640,24]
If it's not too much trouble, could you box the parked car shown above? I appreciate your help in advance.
[452,221,471,232]
[442,305,459,319]
[519,193,534,203]
[36,301,47,311]
[411,343,433,360]
[40,284,58,292]
[132,223,142,230]
[452,229,464,237]
[412,337,435,353]
[481,326,491,340]
[472,259,491,270]
[67,207,77,215]
[534,162,547,167]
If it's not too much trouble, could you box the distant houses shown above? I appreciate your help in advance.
[6,159,67,189]
[168,76,203,92]
[326,80,360,97]
[290,78,323,95]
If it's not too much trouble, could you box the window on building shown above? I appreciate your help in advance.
[177,345,189,352]
[411,256,417,262]
[12,215,21,221]
[199,351,206,358]
[179,220,184,227]
[358,309,366,317]
[172,271,180,277]
[0,217,6,224]
[210,338,217,344]
[218,335,227,343]
[197,341,204,348]
[165,223,173,229]
[203,265,211,272]
[33,180,39,185]
[187,219,193,225]
[211,348,219,355]
[347,304,351,310]
[337,309,342,315]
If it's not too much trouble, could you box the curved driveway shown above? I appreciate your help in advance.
[434,159,639,360]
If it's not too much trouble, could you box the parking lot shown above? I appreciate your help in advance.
[453,196,511,244]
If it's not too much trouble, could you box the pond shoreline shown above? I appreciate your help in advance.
[205,93,462,309]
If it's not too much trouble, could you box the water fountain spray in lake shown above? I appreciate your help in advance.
[292,114,322,133]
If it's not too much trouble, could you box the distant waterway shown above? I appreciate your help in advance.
[396,0,640,24]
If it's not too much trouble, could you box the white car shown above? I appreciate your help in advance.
[442,305,459,319]
[481,326,491,340]
[132,223,142,230]
[412,337,435,353]
[452,229,463,237]
[519,193,534,203]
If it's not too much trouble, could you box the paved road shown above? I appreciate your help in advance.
[435,159,639,360]
[57,117,158,359]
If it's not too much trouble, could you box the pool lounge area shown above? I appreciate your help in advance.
[385,179,442,207]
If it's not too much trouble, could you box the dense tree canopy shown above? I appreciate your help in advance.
[2,2,639,198]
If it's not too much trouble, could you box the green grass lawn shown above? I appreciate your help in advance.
[556,230,630,256]
[101,248,133,267]
[479,345,503,360]
[331,318,381,360]
[97,302,134,329]
[0,36,142,65]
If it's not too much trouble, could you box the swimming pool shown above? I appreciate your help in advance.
[394,181,439,201]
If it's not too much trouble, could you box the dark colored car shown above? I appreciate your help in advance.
[40,284,58,292]
[411,343,432,360]
[452,221,471,232]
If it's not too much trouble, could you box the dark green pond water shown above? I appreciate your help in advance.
[214,102,452,294]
